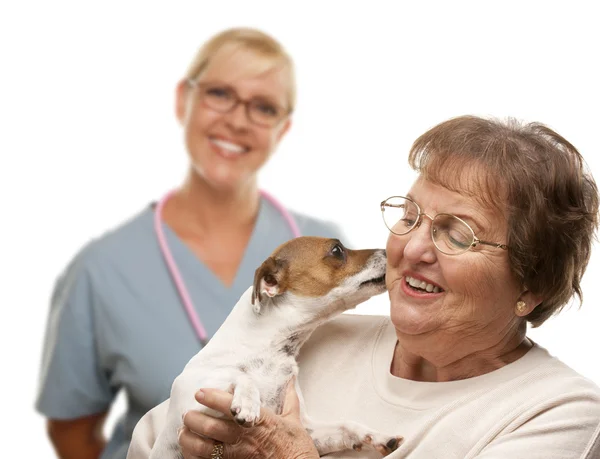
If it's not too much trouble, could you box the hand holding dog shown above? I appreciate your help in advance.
[147,240,393,458]
[179,378,319,459]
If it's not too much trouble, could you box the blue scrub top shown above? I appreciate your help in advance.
[35,197,345,459]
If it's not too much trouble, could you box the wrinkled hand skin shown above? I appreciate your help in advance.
[179,383,319,459]
[224,414,318,459]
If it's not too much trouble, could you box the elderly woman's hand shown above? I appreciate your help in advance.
[178,378,319,459]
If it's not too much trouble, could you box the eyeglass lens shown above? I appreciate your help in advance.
[381,197,474,254]
[200,84,283,126]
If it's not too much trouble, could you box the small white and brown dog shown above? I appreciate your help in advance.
[148,236,403,458]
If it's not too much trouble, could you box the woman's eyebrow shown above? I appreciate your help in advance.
[453,213,486,232]
[198,79,284,103]
[406,194,488,232]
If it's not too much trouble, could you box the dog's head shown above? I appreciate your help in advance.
[251,237,386,315]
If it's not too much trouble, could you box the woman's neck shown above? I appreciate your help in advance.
[163,169,261,236]
[390,323,532,382]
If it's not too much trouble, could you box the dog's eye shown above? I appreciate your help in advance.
[330,244,345,260]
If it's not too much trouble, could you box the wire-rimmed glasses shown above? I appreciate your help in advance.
[188,80,290,128]
[380,196,509,255]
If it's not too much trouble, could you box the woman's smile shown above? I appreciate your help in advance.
[400,275,444,300]
[208,136,250,159]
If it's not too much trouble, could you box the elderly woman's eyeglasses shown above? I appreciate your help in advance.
[380,196,509,256]
[188,80,290,128]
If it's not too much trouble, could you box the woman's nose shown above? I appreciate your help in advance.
[401,221,437,265]
[225,102,250,130]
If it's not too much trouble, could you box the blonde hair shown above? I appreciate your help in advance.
[185,27,296,111]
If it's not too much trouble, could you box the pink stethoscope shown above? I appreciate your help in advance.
[153,189,301,345]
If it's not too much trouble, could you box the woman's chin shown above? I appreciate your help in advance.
[193,164,253,192]
[388,282,445,336]
[389,297,441,336]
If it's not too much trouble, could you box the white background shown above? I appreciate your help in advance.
[2,1,599,456]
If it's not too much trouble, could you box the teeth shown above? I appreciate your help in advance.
[405,276,441,293]
[211,138,247,154]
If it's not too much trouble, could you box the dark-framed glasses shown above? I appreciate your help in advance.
[380,196,509,255]
[188,80,290,128]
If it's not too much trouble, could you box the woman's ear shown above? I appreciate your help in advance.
[175,80,190,124]
[275,118,292,142]
[516,289,543,316]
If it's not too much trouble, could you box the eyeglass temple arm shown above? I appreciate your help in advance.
[476,239,509,250]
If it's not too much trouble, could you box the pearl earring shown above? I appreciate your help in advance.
[516,301,527,314]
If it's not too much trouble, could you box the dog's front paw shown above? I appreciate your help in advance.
[352,433,403,456]
[307,420,404,457]
[230,403,260,427]
[230,390,261,427]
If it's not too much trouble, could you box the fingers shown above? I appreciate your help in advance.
[182,409,241,444]
[195,388,236,418]
[178,425,220,458]
[181,385,316,459]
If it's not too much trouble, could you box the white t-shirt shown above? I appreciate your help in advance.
[128,315,600,458]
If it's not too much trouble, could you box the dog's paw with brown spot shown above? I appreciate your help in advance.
[373,436,403,456]
[229,406,259,427]
[354,434,403,456]
[230,387,261,428]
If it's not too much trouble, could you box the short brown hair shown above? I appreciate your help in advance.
[408,115,599,327]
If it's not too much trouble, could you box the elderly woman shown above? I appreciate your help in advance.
[128,115,600,458]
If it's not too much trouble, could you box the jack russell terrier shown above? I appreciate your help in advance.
[148,236,403,458]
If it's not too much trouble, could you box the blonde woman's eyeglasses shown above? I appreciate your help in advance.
[188,80,290,128]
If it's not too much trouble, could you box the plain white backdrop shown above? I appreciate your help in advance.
[2,1,599,457]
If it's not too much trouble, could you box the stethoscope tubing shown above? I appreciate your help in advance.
[153,189,301,345]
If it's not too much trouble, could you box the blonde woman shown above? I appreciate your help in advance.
[35,28,343,459]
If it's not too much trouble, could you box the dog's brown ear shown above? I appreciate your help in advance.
[251,257,289,313]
